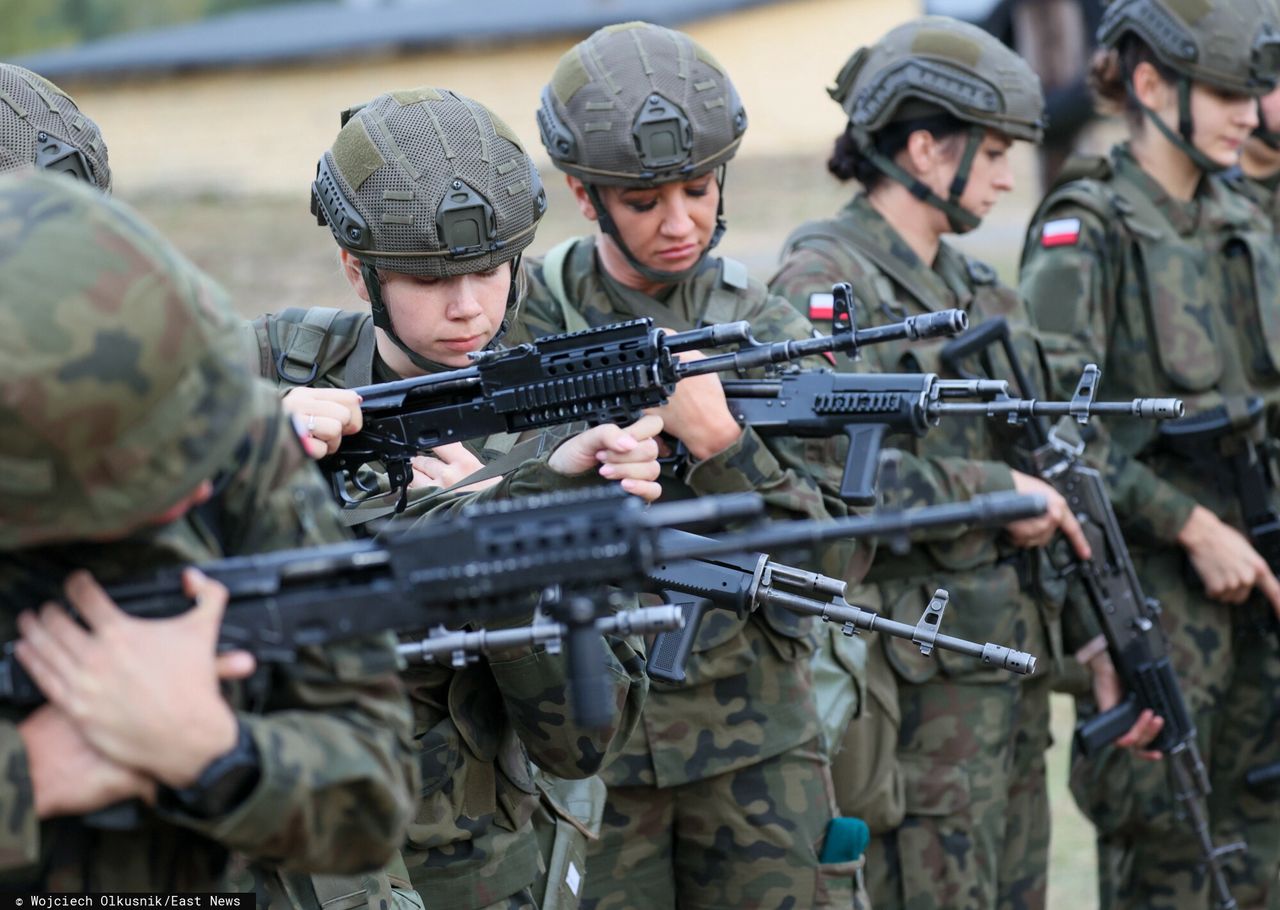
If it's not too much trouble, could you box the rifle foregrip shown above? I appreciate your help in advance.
[566,624,613,730]
[647,599,708,684]
[840,424,887,506]
[1075,695,1141,757]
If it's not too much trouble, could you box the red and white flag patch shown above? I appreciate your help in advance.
[1041,217,1082,248]
[809,292,835,321]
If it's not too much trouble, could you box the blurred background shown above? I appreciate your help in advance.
[5,1,1117,903]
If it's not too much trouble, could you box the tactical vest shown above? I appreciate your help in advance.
[1028,156,1280,411]
[783,212,1047,684]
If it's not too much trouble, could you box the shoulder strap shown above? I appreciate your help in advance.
[541,238,592,334]
[701,256,754,326]
[267,307,371,386]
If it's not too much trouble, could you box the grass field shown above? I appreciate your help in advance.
[126,149,1101,907]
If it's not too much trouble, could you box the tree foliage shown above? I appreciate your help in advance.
[0,0,313,57]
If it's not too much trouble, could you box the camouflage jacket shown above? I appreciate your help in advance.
[771,193,1053,684]
[248,306,648,907]
[1225,167,1280,225]
[521,235,855,788]
[0,401,417,889]
[1019,144,1280,546]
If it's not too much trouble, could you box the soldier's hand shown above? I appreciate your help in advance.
[281,386,363,459]
[16,568,242,789]
[410,443,501,493]
[1006,471,1092,559]
[19,704,156,818]
[1178,505,1280,614]
[1087,650,1163,761]
[645,341,742,461]
[549,415,664,502]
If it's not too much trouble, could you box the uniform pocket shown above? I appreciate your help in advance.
[899,753,971,818]
[1138,242,1223,392]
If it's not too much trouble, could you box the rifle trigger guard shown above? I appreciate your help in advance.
[914,589,948,657]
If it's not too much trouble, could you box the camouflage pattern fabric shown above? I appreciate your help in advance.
[580,738,866,910]
[249,305,647,910]
[770,192,1056,910]
[520,235,860,906]
[0,173,415,887]
[1019,143,1280,909]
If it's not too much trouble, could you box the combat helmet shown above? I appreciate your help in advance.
[1097,0,1280,171]
[0,172,274,548]
[0,64,111,192]
[537,21,749,282]
[829,16,1045,233]
[312,87,547,371]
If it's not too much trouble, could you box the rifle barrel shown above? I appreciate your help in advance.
[659,492,1047,564]
[932,398,1184,419]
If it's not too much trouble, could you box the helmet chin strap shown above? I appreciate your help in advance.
[360,257,519,375]
[584,167,728,287]
[854,124,985,234]
[1130,78,1228,174]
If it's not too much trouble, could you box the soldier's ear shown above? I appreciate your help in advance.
[566,175,598,222]
[338,250,368,301]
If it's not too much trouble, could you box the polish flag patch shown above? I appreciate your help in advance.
[1041,217,1082,248]
[809,292,835,321]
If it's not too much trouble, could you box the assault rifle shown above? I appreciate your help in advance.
[321,287,967,509]
[720,360,1183,505]
[940,318,1240,910]
[0,486,1042,728]
[646,546,1035,685]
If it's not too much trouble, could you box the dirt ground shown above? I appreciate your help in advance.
[124,144,1103,907]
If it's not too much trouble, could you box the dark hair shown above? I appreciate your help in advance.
[828,111,969,189]
[1088,33,1179,125]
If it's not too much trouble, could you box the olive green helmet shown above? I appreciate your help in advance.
[0,172,276,549]
[0,64,111,192]
[1098,0,1280,171]
[830,16,1045,232]
[536,21,747,282]
[312,87,546,370]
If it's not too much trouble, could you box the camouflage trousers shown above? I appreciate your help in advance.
[1070,550,1280,910]
[582,738,867,910]
[865,674,1051,910]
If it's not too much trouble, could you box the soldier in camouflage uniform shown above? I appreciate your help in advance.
[244,88,655,910]
[1232,82,1280,216]
[524,21,866,910]
[0,63,111,191]
[0,171,416,888]
[1019,1,1280,905]
[768,18,1161,910]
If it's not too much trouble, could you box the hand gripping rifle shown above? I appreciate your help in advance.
[719,304,1181,505]
[0,487,1039,727]
[642,493,1048,684]
[940,318,1241,910]
[321,286,968,509]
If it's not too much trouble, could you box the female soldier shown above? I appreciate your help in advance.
[246,89,656,910]
[1019,1,1280,905]
[523,21,862,910]
[768,17,1154,910]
